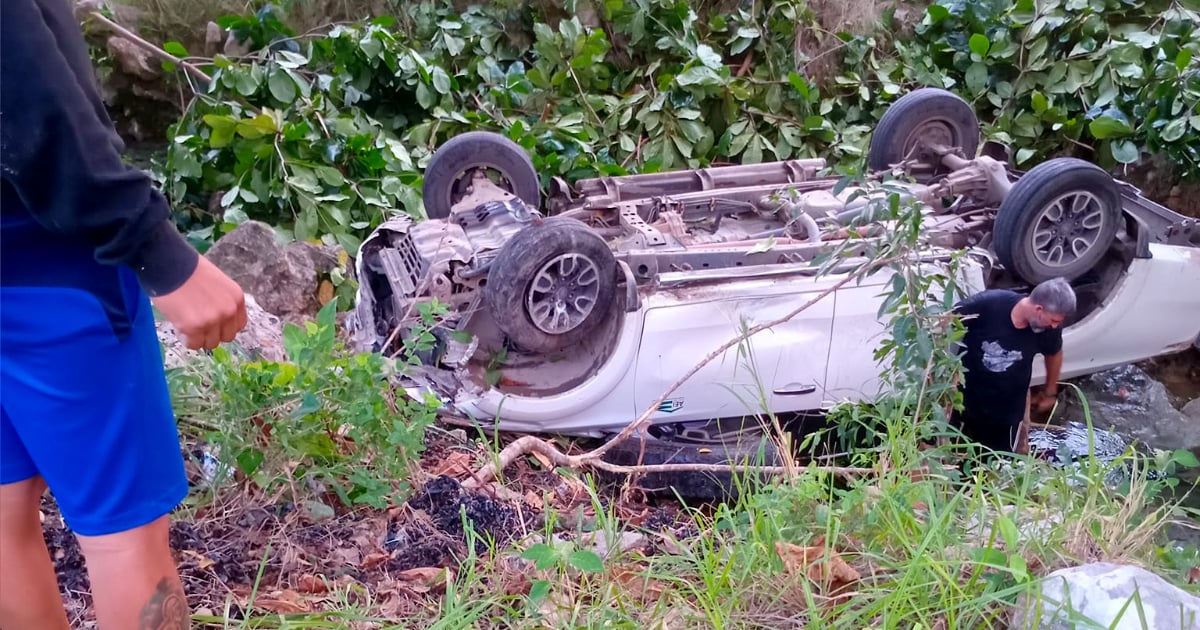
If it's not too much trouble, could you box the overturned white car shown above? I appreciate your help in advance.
[348,88,1200,445]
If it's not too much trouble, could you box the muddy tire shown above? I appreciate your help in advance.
[484,217,618,354]
[868,88,980,173]
[599,432,781,500]
[994,158,1121,284]
[422,131,541,220]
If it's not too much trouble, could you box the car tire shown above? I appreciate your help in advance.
[994,158,1122,284]
[484,217,618,354]
[422,131,541,220]
[598,432,782,500]
[868,87,980,174]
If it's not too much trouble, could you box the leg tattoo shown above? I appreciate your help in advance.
[137,577,189,630]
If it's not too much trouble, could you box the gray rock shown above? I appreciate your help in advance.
[1060,364,1200,453]
[157,294,285,368]
[204,221,340,321]
[205,21,225,56]
[1012,562,1200,629]
[106,36,160,81]
[1184,398,1200,423]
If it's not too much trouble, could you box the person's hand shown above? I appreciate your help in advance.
[1032,389,1058,413]
[152,256,247,350]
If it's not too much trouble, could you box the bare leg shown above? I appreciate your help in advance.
[75,515,188,630]
[0,477,72,630]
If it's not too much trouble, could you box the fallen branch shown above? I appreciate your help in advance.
[461,436,873,490]
[462,255,900,489]
[736,50,755,77]
[86,11,212,85]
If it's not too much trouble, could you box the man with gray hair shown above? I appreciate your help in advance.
[950,277,1075,455]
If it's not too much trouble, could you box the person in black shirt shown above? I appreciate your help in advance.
[2,1,247,628]
[950,277,1074,456]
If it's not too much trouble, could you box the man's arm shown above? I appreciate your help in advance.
[1,0,246,348]
[1,0,199,296]
[1043,350,1063,395]
[1033,335,1064,413]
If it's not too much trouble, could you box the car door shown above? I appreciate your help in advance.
[824,274,892,404]
[822,256,989,404]
[633,270,837,424]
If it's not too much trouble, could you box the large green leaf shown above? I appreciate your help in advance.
[1089,115,1134,139]
[268,69,297,103]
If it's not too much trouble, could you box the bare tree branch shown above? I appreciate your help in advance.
[86,11,212,85]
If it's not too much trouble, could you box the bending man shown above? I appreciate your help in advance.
[951,277,1074,455]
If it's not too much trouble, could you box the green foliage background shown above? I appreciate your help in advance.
[145,0,1200,251]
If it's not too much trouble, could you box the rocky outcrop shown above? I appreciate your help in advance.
[204,221,343,322]
[105,35,160,81]
[1058,364,1200,453]
[1184,398,1200,423]
[157,294,286,368]
[1011,562,1200,629]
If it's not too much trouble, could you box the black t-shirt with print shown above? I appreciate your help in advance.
[953,289,1063,427]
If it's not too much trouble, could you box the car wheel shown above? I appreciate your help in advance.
[867,87,980,174]
[993,158,1122,284]
[598,431,782,500]
[422,131,541,220]
[484,217,618,354]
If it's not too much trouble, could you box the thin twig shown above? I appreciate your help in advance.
[86,11,212,85]
[736,50,755,77]
[568,67,603,127]
[587,255,897,463]
[178,416,221,432]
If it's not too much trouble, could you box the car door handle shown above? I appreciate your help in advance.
[774,383,817,396]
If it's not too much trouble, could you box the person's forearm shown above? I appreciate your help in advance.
[1043,351,1063,394]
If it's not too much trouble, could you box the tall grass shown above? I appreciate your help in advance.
[190,405,1193,629]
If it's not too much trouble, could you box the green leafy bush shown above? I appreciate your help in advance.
[196,299,443,509]
[906,0,1200,169]
[154,0,1200,251]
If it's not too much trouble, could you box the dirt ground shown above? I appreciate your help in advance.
[43,429,697,627]
[40,347,1200,626]
[1140,347,1200,408]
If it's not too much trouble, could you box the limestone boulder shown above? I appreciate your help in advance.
[1011,562,1200,630]
[204,221,342,322]
[157,294,286,368]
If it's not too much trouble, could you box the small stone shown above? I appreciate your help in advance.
[224,31,252,56]
[205,21,224,56]
[1183,397,1200,422]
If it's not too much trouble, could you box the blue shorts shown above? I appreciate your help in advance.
[0,265,188,537]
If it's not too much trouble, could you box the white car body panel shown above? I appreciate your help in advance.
[447,242,1200,437]
[1030,243,1200,385]
[451,256,1003,436]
